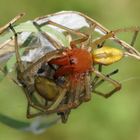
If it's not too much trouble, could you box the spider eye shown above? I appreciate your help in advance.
[70,58,77,64]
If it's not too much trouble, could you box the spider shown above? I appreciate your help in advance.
[0,11,140,123]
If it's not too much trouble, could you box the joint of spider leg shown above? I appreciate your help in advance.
[9,24,17,37]
[106,69,119,77]
[84,95,91,102]
[28,102,46,112]
[116,84,122,91]
[32,21,42,31]
[109,31,115,38]
[103,94,113,99]
[97,41,106,48]
[36,20,51,27]
[26,114,32,119]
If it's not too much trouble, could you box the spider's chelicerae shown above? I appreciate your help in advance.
[0,11,140,123]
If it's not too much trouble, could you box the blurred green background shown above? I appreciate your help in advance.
[0,0,140,140]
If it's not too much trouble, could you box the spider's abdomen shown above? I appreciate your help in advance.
[34,76,59,101]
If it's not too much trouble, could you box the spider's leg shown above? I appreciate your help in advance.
[72,82,83,108]
[26,102,46,118]
[0,13,25,34]
[9,24,24,72]
[79,12,140,57]
[9,25,49,115]
[17,51,64,117]
[24,80,73,118]
[130,30,139,46]
[67,86,75,108]
[92,67,118,92]
[44,20,87,37]
[92,69,119,91]
[0,15,50,116]
[81,74,92,102]
[69,23,96,48]
[92,39,105,85]
[112,27,140,59]
[47,86,68,111]
[58,111,71,123]
[90,27,140,59]
[65,77,84,109]
[77,12,140,59]
[17,51,64,114]
[91,33,107,84]
[57,94,71,124]
[33,21,63,49]
[10,26,65,115]
[21,50,63,77]
[91,28,139,97]
[23,87,47,114]
[92,64,102,85]
[27,104,70,123]
[77,11,109,34]
[70,37,88,48]
[36,20,89,48]
[93,69,121,98]
[90,31,114,50]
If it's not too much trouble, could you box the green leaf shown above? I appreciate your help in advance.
[0,75,59,132]
[0,114,30,129]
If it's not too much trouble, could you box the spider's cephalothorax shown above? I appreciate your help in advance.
[49,47,92,81]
